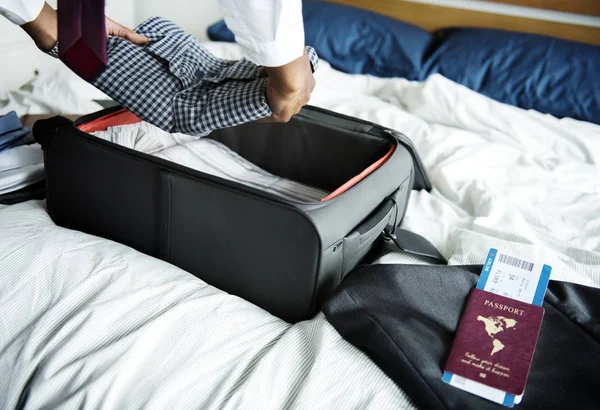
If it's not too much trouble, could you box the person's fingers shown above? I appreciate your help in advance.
[264,102,302,122]
[260,109,294,123]
[257,106,295,123]
[106,17,149,45]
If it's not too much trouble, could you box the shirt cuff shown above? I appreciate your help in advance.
[0,0,45,25]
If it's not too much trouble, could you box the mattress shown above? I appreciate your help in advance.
[0,41,599,409]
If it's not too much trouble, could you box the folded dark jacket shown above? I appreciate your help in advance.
[323,264,600,410]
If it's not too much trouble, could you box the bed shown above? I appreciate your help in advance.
[1,1,599,409]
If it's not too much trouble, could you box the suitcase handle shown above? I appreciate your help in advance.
[32,116,75,149]
[340,198,398,276]
[352,195,447,264]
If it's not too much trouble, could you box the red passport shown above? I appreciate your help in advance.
[444,288,544,396]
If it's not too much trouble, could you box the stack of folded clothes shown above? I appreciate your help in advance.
[0,112,46,204]
[91,121,331,202]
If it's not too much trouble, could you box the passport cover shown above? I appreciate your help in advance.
[444,288,544,396]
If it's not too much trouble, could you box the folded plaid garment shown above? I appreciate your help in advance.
[79,17,318,136]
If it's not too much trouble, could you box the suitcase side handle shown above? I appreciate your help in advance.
[32,116,75,149]
[340,198,397,277]
[350,196,447,265]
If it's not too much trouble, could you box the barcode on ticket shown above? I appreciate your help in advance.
[498,254,534,271]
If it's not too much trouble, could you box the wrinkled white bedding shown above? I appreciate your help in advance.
[1,41,599,409]
[0,201,410,410]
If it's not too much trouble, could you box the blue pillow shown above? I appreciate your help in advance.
[207,0,434,80]
[422,28,600,124]
[207,19,235,43]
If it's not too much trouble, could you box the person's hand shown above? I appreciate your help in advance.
[260,48,316,123]
[105,17,148,46]
[21,2,148,52]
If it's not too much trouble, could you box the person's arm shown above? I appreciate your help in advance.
[0,1,147,53]
[217,0,304,67]
[217,0,315,123]
[19,1,57,51]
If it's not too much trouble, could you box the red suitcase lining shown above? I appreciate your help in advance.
[78,109,143,133]
[78,109,394,201]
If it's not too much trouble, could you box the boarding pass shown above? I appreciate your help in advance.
[442,248,552,407]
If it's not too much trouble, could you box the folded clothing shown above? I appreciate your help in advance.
[0,111,22,134]
[0,144,45,196]
[0,112,33,151]
[90,17,319,136]
[0,112,44,198]
[0,144,43,172]
[0,165,44,196]
[90,121,184,154]
[0,129,35,151]
[91,121,330,203]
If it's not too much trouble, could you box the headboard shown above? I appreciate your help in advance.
[325,0,600,46]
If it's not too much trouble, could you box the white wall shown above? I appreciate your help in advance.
[134,0,223,41]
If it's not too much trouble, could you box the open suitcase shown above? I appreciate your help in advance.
[33,105,444,322]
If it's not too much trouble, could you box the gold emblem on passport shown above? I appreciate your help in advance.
[477,315,517,355]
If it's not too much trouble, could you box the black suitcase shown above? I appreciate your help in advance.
[33,105,444,322]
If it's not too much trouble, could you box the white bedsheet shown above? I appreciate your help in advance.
[1,41,599,409]
[0,201,412,410]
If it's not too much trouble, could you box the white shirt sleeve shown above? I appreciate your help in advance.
[217,0,305,67]
[0,0,45,25]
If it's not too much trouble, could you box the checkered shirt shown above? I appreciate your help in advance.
[87,17,319,136]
